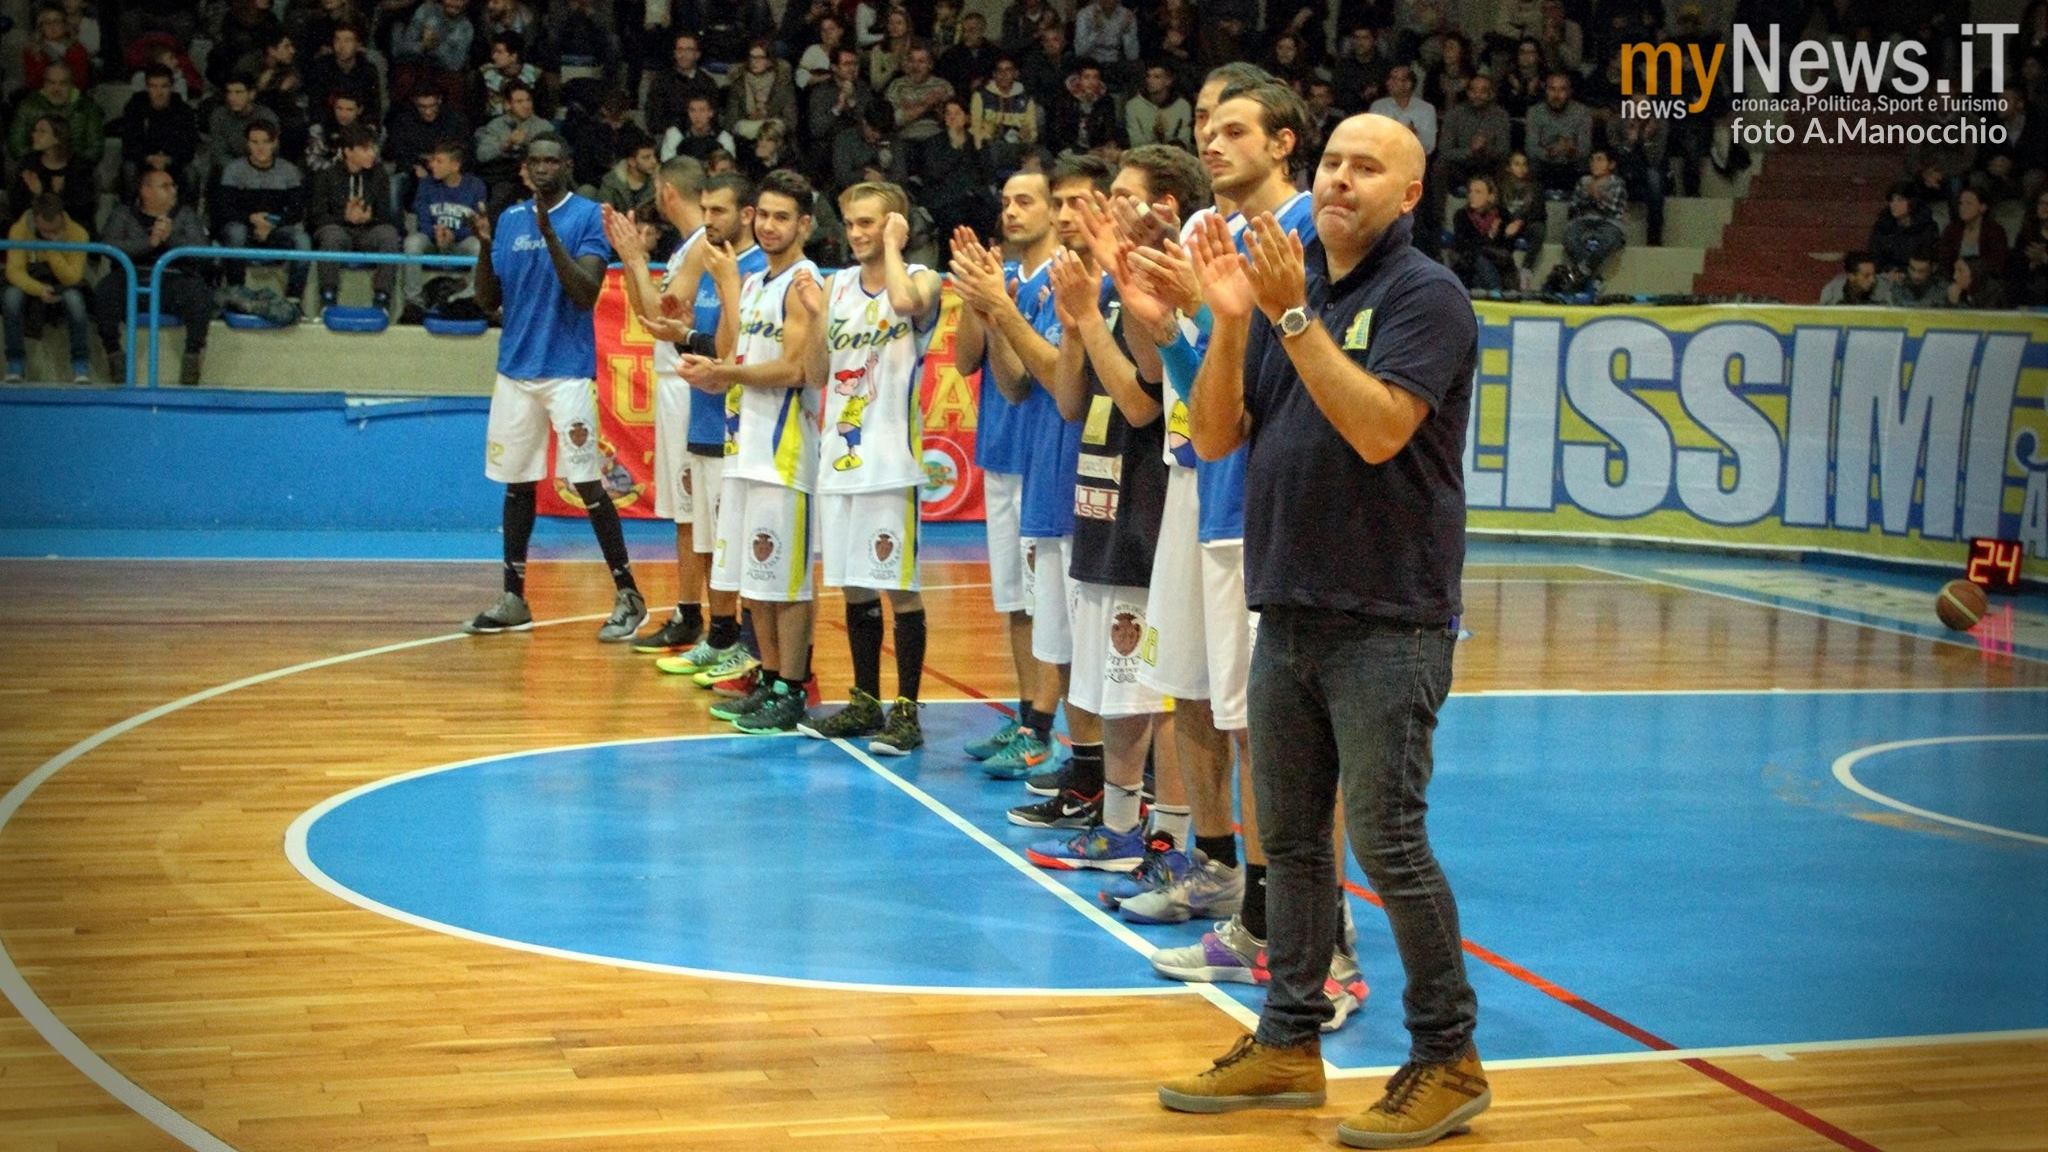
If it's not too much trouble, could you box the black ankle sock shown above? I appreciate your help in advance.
[708,614,740,648]
[502,482,537,595]
[573,480,636,591]
[1068,742,1105,797]
[1242,864,1269,940]
[1018,705,1044,737]
[758,668,778,692]
[676,602,703,636]
[1197,834,1239,869]
[893,608,926,701]
[847,600,884,698]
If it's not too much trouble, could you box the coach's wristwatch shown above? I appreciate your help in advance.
[1277,306,1312,339]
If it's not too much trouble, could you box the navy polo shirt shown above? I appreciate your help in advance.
[1240,214,1474,624]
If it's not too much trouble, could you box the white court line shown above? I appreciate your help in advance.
[283,733,1195,998]
[1576,562,2048,664]
[831,739,1264,1034]
[1831,734,2048,847]
[1323,1026,2048,1079]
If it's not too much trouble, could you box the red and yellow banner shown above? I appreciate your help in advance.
[544,269,985,521]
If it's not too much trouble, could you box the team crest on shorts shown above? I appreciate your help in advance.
[568,421,590,448]
[752,530,780,564]
[1111,610,1143,657]
[680,469,693,496]
[872,530,898,564]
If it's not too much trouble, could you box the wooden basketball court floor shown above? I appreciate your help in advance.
[3,537,2045,1152]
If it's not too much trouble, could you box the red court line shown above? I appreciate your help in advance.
[1341,882,1884,1152]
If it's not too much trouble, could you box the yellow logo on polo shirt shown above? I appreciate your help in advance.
[1342,309,1373,351]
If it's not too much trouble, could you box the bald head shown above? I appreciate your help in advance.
[1311,114,1427,255]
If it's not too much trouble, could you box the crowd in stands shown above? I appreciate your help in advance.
[0,0,2041,384]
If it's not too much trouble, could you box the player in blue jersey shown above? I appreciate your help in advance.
[464,133,647,642]
[949,172,1063,775]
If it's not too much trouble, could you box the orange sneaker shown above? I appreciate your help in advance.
[1157,1035,1325,1113]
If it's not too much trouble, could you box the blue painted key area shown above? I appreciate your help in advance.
[300,691,2048,1070]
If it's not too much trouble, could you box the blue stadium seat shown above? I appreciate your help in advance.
[322,307,391,334]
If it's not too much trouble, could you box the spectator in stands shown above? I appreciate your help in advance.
[12,115,96,232]
[1889,251,1950,308]
[924,97,994,257]
[938,12,997,94]
[929,0,962,50]
[306,23,383,122]
[1559,147,1626,287]
[728,39,800,145]
[567,89,639,190]
[1125,62,1191,149]
[1448,174,1521,293]
[127,33,202,100]
[1497,37,1545,121]
[62,0,101,59]
[1074,0,1139,87]
[1050,60,1122,160]
[3,194,91,382]
[480,33,546,121]
[1153,5,1201,98]
[548,0,620,90]
[2012,188,2048,306]
[402,140,486,317]
[1369,64,1438,155]
[599,131,659,213]
[207,75,281,178]
[1936,186,2010,282]
[9,62,102,167]
[1302,79,1343,156]
[1331,25,1391,113]
[1438,73,1510,193]
[868,6,916,91]
[1614,103,1668,246]
[887,42,956,175]
[1019,21,1075,111]
[393,0,474,109]
[798,13,850,89]
[118,65,200,189]
[806,45,874,170]
[480,0,544,62]
[646,33,720,139]
[310,124,401,309]
[388,91,472,208]
[834,100,898,192]
[1421,33,1476,111]
[1818,251,1892,306]
[1526,71,1590,193]
[1986,86,2048,200]
[1002,0,1057,55]
[217,120,313,297]
[307,93,382,174]
[24,3,92,91]
[742,119,798,182]
[1497,151,1546,284]
[286,0,353,63]
[1867,182,1939,274]
[476,82,555,210]
[251,31,310,157]
[970,54,1038,179]
[1491,0,1545,56]
[1537,0,1585,78]
[209,0,283,91]
[660,94,733,164]
[98,169,211,383]
[1946,257,2003,308]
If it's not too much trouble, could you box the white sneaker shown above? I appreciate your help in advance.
[1323,949,1370,1033]
[1150,913,1266,984]
[1119,854,1245,924]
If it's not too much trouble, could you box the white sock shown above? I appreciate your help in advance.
[1148,804,1192,848]
[1103,782,1143,833]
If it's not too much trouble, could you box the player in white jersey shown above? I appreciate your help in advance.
[676,169,823,735]
[793,182,941,756]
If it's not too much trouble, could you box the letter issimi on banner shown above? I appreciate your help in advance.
[545,270,986,521]
[1463,303,2048,569]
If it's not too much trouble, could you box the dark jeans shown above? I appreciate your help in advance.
[220,221,313,296]
[314,222,403,294]
[1564,216,1625,277]
[3,284,90,363]
[94,271,213,356]
[1249,605,1477,1062]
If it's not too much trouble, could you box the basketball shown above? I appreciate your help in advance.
[1935,579,1989,631]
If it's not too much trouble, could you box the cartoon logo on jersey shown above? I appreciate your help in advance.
[1165,398,1197,469]
[723,384,742,456]
[831,364,872,473]
[752,530,779,564]
[871,530,899,567]
[1110,610,1143,657]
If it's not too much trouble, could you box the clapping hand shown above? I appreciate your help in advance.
[1184,211,1255,321]
[1241,210,1307,323]
[600,204,647,262]
[1047,248,1098,328]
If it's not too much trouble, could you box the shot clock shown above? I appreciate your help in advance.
[1965,538,2023,593]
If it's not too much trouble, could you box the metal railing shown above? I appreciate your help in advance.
[147,247,479,388]
[0,240,139,384]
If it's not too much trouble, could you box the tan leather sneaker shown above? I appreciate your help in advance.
[1336,1047,1490,1148]
[1157,1035,1326,1113]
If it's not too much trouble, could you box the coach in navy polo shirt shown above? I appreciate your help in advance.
[1158,113,1490,1149]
